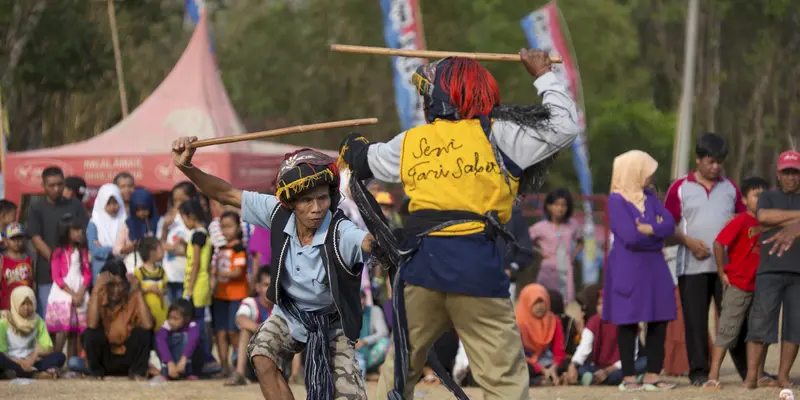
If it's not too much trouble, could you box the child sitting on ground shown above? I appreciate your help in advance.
[0,224,33,311]
[155,299,203,380]
[516,284,570,386]
[224,266,273,386]
[705,177,772,390]
[0,286,65,379]
[135,237,168,331]
[568,290,645,386]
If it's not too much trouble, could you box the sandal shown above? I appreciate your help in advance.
[643,380,676,391]
[759,376,778,387]
[224,373,249,386]
[618,381,643,392]
[702,379,722,390]
[32,371,57,380]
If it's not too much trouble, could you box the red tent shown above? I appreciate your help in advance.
[5,13,329,205]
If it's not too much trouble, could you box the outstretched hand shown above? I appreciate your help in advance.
[172,136,198,167]
[764,222,800,256]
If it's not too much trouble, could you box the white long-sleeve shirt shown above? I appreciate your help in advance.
[366,71,580,182]
[571,327,639,369]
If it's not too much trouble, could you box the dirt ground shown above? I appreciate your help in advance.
[3,304,796,399]
[2,345,797,400]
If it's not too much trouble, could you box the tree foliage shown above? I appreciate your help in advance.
[2,0,799,192]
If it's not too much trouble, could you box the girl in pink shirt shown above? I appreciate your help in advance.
[529,189,583,304]
[45,217,91,358]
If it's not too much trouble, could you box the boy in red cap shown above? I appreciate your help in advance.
[746,149,800,389]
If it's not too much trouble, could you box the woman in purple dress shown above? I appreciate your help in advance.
[603,150,677,392]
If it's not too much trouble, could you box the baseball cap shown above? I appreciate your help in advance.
[777,150,800,172]
[4,223,24,239]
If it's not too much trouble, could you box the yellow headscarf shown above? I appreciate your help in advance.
[610,150,658,213]
[3,286,37,336]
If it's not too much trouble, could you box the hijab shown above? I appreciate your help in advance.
[610,150,658,213]
[91,183,126,247]
[126,188,159,241]
[3,286,37,336]
[588,291,620,368]
[516,283,557,365]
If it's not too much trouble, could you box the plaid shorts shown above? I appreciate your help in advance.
[247,313,366,399]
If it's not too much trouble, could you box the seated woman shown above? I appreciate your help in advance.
[548,289,580,358]
[568,290,646,386]
[356,289,390,379]
[83,259,154,379]
[0,287,65,379]
[516,284,570,386]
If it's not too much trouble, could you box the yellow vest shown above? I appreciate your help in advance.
[400,119,519,236]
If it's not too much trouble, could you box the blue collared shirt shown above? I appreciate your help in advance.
[241,191,368,342]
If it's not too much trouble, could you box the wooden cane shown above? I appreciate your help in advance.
[189,118,379,148]
[330,44,563,64]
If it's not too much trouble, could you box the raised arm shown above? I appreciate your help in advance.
[492,70,580,170]
[172,136,242,208]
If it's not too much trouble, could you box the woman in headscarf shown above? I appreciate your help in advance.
[516,283,569,386]
[114,188,160,270]
[0,286,65,379]
[87,184,126,283]
[604,150,676,392]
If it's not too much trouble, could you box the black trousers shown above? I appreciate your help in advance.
[84,327,152,377]
[618,322,667,376]
[678,273,748,381]
[0,352,66,378]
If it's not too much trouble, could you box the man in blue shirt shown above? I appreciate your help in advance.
[171,141,375,400]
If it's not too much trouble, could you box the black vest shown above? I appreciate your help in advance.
[267,206,364,341]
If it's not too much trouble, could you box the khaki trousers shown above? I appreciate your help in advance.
[375,284,528,400]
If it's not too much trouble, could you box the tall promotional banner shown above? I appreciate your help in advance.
[380,0,427,131]
[521,1,599,285]
[185,0,215,55]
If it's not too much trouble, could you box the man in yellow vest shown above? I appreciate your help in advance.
[339,49,580,399]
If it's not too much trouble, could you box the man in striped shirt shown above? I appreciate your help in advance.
[664,133,748,385]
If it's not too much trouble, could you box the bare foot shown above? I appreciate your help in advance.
[743,379,757,390]
[779,378,794,388]
[33,371,57,380]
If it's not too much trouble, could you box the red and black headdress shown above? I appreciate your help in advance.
[275,149,340,211]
